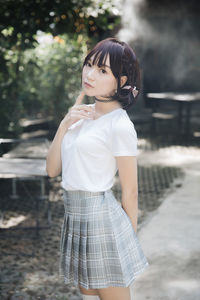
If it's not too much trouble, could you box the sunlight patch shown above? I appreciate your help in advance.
[0,215,28,228]
[167,279,200,291]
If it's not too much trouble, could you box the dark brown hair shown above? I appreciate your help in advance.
[82,37,141,110]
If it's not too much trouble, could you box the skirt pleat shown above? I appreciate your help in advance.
[59,189,149,289]
[79,225,89,287]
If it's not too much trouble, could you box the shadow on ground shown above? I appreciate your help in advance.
[0,102,199,299]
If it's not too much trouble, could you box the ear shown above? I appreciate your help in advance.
[120,75,128,87]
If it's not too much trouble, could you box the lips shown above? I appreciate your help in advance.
[84,82,94,88]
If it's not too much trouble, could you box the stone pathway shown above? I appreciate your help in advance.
[0,138,186,300]
[131,145,200,300]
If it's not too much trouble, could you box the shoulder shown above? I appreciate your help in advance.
[111,109,137,137]
[109,109,138,156]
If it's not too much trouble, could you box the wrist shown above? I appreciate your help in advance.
[59,120,71,131]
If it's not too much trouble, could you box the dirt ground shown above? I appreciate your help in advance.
[0,157,184,300]
[1,108,199,299]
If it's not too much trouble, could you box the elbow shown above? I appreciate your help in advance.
[46,167,54,177]
[46,167,61,178]
[46,164,61,178]
[47,170,57,178]
[46,157,61,178]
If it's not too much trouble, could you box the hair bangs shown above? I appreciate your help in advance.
[84,47,110,69]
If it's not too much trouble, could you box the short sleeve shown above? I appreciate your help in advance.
[111,119,138,156]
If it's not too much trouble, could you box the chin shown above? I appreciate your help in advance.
[83,89,95,97]
[84,91,92,97]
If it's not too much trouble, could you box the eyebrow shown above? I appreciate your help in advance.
[100,64,111,69]
[88,60,111,69]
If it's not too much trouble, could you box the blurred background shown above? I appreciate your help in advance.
[0,0,199,139]
[0,1,200,299]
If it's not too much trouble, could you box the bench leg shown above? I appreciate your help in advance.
[39,177,51,225]
[185,102,191,138]
[35,196,40,238]
[178,102,183,133]
[10,178,19,199]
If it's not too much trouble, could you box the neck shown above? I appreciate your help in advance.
[93,97,122,115]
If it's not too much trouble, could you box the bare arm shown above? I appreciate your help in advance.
[46,91,94,177]
[46,121,70,177]
[116,156,138,233]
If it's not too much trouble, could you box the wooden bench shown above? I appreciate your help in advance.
[0,139,51,237]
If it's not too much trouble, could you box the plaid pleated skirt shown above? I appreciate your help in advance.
[59,188,149,289]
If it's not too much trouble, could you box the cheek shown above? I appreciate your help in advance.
[82,67,87,79]
[106,77,117,90]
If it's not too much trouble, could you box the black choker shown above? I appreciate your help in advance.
[94,97,116,102]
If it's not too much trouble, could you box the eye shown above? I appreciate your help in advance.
[86,61,92,67]
[100,68,107,74]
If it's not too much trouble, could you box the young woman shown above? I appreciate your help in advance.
[46,37,149,300]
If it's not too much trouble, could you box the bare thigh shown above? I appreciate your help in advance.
[97,286,131,300]
[79,285,99,296]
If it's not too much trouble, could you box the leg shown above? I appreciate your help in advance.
[79,285,99,296]
[97,286,131,300]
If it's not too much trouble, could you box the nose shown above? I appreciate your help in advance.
[87,67,96,81]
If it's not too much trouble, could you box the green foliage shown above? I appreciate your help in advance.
[0,0,121,47]
[0,36,24,137]
[0,32,89,136]
[21,33,88,123]
[0,0,122,137]
[0,81,24,138]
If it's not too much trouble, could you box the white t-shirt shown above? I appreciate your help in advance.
[61,103,138,192]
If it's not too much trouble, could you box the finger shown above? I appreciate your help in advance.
[71,111,93,120]
[74,105,94,112]
[72,110,94,118]
[75,90,85,106]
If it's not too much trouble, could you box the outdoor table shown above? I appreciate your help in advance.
[146,92,200,136]
[0,157,51,237]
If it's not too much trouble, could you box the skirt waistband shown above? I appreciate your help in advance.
[63,188,112,199]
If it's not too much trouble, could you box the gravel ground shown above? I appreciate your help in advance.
[0,96,199,299]
[1,108,199,299]
[0,149,184,300]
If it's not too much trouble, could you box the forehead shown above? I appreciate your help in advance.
[89,52,110,66]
